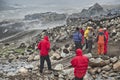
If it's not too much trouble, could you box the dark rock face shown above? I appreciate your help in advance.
[0,21,24,39]
[67,3,106,26]
[24,12,67,23]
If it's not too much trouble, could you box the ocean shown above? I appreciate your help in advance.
[0,0,120,20]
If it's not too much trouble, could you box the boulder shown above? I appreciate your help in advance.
[113,61,120,71]
[51,53,61,60]
[84,53,92,59]
[19,43,26,48]
[54,64,64,70]
[110,57,118,63]
[9,54,16,60]
[89,58,106,67]
[102,65,111,71]
[18,67,28,74]
[34,55,40,61]
[27,55,34,62]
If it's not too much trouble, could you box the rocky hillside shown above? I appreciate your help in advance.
[0,15,120,80]
[0,12,67,40]
[24,12,67,23]
[67,3,120,26]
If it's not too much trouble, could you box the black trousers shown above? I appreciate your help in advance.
[40,55,51,73]
[74,77,83,80]
[74,41,82,50]
[85,38,88,49]
[88,39,93,53]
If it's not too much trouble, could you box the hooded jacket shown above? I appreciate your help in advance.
[37,36,50,56]
[104,31,109,43]
[71,49,89,78]
[84,27,90,39]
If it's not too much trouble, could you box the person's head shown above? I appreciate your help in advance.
[44,36,49,41]
[103,28,107,31]
[98,28,103,32]
[76,27,79,31]
[80,28,82,30]
[76,49,83,56]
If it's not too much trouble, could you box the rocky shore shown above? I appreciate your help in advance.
[0,3,120,80]
[0,14,120,80]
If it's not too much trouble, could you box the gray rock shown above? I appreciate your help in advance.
[27,55,34,62]
[89,58,106,67]
[110,57,118,63]
[84,53,92,59]
[102,65,111,71]
[109,73,117,77]
[18,67,28,74]
[34,55,40,61]
[54,64,64,70]
[113,61,120,71]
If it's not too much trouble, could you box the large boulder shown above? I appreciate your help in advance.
[54,64,64,71]
[113,61,120,71]
[89,58,106,67]
[18,67,28,74]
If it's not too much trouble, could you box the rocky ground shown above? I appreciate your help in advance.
[0,15,120,80]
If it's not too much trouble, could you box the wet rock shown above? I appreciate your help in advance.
[63,48,69,54]
[18,67,28,74]
[54,64,64,70]
[34,55,40,61]
[27,43,36,49]
[19,43,26,48]
[27,55,34,62]
[84,72,93,80]
[113,61,120,71]
[109,73,118,77]
[4,43,10,46]
[89,58,106,67]
[102,65,111,71]
[84,53,92,58]
[51,52,61,60]
[110,57,118,63]
[89,68,98,75]
[104,60,110,65]
[9,54,16,60]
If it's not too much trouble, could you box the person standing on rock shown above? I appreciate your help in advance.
[96,28,106,55]
[87,27,94,53]
[71,49,89,80]
[103,28,109,54]
[37,36,53,73]
[80,28,84,45]
[73,27,82,50]
[84,27,90,49]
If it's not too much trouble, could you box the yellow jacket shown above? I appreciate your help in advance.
[84,27,90,39]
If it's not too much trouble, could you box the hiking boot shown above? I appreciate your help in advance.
[48,68,55,71]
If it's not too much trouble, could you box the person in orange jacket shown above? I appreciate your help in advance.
[96,28,106,55]
[103,28,109,54]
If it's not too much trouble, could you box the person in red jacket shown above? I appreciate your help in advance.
[71,49,89,80]
[103,28,109,54]
[37,36,52,73]
[80,28,84,45]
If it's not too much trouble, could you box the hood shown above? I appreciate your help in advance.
[44,36,49,41]
[76,49,83,56]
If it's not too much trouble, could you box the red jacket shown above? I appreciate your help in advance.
[71,49,89,78]
[37,36,50,56]
[104,31,109,43]
[80,29,84,36]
